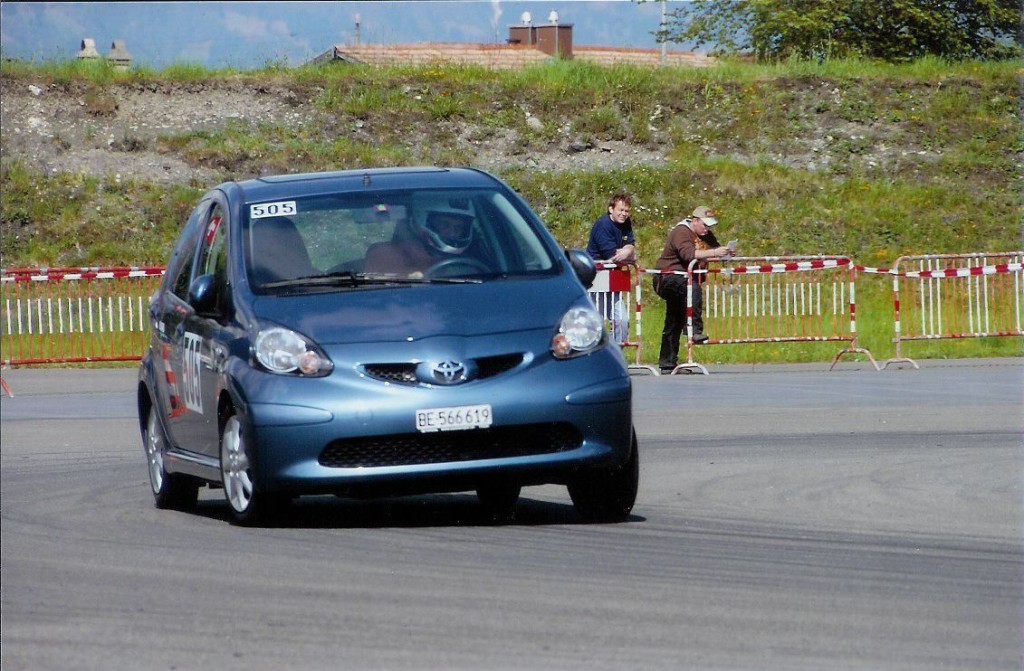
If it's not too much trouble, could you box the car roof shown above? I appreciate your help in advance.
[229,166,503,203]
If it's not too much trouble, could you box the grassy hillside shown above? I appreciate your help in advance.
[1,56,1021,362]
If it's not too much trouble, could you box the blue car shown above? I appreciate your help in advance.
[137,167,637,526]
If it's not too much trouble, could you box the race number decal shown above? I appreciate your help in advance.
[250,201,297,219]
[182,332,204,414]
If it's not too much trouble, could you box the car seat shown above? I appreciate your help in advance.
[250,216,316,284]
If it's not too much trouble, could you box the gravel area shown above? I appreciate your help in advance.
[0,78,671,185]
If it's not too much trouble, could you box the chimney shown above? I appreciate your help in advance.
[508,12,537,46]
[77,38,100,60]
[107,40,132,70]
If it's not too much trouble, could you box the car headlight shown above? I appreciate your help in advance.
[253,326,334,376]
[551,306,605,359]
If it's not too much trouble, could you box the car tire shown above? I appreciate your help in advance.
[144,404,199,511]
[567,429,639,523]
[220,411,287,527]
[476,481,521,524]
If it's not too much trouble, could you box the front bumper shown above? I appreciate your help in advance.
[233,348,633,495]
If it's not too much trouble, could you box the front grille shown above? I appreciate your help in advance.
[318,422,581,468]
[475,353,523,378]
[361,353,524,386]
[362,363,417,384]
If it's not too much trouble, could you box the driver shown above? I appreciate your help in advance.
[364,200,477,277]
[423,210,474,255]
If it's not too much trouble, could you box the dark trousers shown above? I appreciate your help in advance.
[653,274,703,369]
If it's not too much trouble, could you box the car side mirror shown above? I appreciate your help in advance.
[188,274,220,315]
[565,248,597,289]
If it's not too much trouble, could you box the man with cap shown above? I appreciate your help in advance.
[652,205,736,373]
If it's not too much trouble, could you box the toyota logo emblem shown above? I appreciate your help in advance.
[432,360,467,385]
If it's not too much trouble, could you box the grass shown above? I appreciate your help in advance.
[1,55,1021,364]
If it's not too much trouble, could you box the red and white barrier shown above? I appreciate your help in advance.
[589,263,659,374]
[1,266,165,366]
[861,252,1023,369]
[3,253,1019,376]
[640,256,876,374]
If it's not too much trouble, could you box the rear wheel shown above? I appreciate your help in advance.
[144,405,198,511]
[567,430,639,523]
[220,411,287,526]
[476,481,521,524]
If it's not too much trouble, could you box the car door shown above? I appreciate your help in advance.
[151,200,207,450]
[171,199,233,459]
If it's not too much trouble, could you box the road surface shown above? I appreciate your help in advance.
[2,359,1021,670]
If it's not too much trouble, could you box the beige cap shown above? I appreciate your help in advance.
[692,205,718,226]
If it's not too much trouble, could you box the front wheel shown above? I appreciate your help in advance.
[220,411,287,526]
[143,404,198,511]
[567,430,639,523]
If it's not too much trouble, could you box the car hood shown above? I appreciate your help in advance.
[249,277,584,345]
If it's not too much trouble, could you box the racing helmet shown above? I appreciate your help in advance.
[414,196,476,255]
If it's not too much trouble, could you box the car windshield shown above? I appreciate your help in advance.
[245,188,556,290]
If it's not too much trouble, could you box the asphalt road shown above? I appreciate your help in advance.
[1,359,1021,671]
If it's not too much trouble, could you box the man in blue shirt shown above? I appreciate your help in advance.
[586,193,636,345]
[586,193,636,264]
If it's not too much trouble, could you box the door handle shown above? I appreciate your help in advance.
[212,345,228,370]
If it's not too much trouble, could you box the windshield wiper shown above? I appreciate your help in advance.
[358,273,483,285]
[262,271,482,289]
[261,271,363,289]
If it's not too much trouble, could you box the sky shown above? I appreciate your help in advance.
[0,1,697,69]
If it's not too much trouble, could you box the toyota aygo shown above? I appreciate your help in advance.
[138,167,638,525]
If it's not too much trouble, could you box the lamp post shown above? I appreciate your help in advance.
[548,10,559,58]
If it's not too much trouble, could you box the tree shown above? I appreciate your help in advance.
[657,0,1023,62]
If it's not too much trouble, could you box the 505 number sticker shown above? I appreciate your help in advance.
[250,201,297,219]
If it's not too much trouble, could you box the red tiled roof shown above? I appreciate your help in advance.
[574,46,714,68]
[323,43,551,69]
[316,43,715,69]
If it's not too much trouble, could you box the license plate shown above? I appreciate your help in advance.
[416,404,492,433]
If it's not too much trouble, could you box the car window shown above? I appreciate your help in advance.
[196,203,228,279]
[245,188,556,289]
[168,202,209,300]
[193,202,229,311]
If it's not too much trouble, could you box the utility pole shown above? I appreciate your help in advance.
[660,0,667,66]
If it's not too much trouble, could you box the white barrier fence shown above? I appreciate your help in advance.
[2,253,1020,380]
[865,252,1023,369]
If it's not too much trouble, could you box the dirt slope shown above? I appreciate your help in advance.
[0,78,670,186]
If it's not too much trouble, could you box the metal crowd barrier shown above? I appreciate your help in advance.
[588,264,659,374]
[1,266,165,366]
[648,256,876,375]
[880,252,1023,369]
[3,254,1019,378]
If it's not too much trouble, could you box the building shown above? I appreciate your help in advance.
[308,21,713,69]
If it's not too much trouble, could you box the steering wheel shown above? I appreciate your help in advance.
[426,257,491,279]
